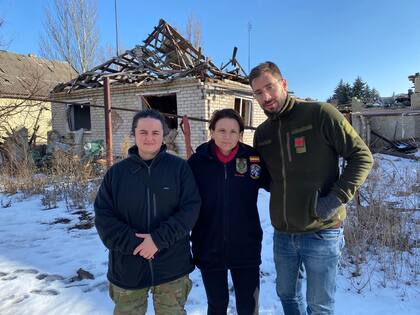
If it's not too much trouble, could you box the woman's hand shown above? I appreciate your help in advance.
[133,233,158,259]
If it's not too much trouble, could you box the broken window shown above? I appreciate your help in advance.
[67,103,91,131]
[234,98,252,126]
[142,93,178,129]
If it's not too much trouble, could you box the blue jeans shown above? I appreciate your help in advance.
[273,227,344,315]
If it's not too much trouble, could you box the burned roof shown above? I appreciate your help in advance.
[53,19,248,93]
[0,50,77,99]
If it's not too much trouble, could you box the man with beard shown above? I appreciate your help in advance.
[249,61,373,315]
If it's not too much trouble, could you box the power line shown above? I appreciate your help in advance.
[26,96,258,130]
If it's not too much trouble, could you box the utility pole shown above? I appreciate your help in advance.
[114,0,119,55]
[104,77,113,168]
[248,21,252,74]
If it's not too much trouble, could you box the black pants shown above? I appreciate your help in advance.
[200,266,260,315]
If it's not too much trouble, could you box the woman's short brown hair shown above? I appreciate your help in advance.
[209,108,244,132]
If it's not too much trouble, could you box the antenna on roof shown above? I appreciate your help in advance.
[248,21,252,74]
[114,0,120,55]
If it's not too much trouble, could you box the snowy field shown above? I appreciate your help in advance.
[0,153,418,314]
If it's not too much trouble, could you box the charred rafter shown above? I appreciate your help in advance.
[54,19,248,93]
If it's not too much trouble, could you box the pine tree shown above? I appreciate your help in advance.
[328,77,380,106]
[362,85,380,103]
[332,80,352,105]
[352,76,366,100]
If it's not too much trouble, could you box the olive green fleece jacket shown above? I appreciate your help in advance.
[253,96,373,233]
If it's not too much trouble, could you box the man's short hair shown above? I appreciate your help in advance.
[249,61,283,85]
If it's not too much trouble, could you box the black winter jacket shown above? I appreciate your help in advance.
[94,145,201,289]
[188,141,269,271]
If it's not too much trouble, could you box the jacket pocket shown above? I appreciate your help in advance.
[156,186,177,214]
[112,252,148,287]
[311,190,319,219]
[313,227,343,241]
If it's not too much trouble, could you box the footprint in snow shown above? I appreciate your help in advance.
[36,274,65,282]
[3,294,30,304]
[13,294,30,304]
[1,275,18,281]
[30,289,60,296]
[14,268,39,274]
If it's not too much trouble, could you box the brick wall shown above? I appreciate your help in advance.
[203,79,266,147]
[51,78,267,159]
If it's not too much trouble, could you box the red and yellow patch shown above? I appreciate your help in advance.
[249,156,260,163]
[294,136,306,154]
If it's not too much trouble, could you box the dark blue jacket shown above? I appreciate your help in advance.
[94,145,201,289]
[188,141,270,270]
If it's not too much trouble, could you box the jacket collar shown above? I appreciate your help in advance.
[266,94,295,121]
[127,144,167,171]
[195,140,248,161]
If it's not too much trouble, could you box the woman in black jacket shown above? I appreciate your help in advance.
[188,109,270,315]
[94,109,201,315]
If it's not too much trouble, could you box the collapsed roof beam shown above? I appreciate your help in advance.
[53,18,249,93]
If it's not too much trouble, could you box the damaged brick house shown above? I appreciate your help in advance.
[50,19,265,158]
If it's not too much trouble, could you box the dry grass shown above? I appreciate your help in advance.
[0,149,102,211]
[343,157,419,293]
[46,150,102,210]
[0,148,47,197]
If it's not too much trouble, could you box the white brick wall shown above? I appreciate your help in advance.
[51,78,267,159]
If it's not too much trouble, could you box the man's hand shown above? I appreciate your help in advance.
[133,233,158,259]
[316,192,342,221]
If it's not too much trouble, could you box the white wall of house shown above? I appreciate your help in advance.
[51,78,267,159]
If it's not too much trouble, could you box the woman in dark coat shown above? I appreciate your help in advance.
[95,109,201,315]
[188,109,270,315]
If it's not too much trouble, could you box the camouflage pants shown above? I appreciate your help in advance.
[109,275,192,315]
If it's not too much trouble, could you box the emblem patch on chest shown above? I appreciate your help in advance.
[294,136,307,154]
[250,164,261,179]
[236,158,248,174]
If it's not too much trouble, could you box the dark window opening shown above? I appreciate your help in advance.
[68,104,91,131]
[234,98,252,126]
[144,94,178,129]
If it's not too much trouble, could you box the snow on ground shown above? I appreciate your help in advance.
[0,154,419,314]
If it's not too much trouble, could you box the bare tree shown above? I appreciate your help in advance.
[185,14,201,49]
[0,17,4,47]
[39,0,99,74]
[0,66,52,145]
[0,16,11,49]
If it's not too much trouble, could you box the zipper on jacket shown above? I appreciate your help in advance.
[278,121,289,230]
[146,165,155,286]
[146,188,151,231]
[223,164,228,241]
[153,194,157,218]
[286,132,292,163]
[223,163,229,269]
[313,190,319,218]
